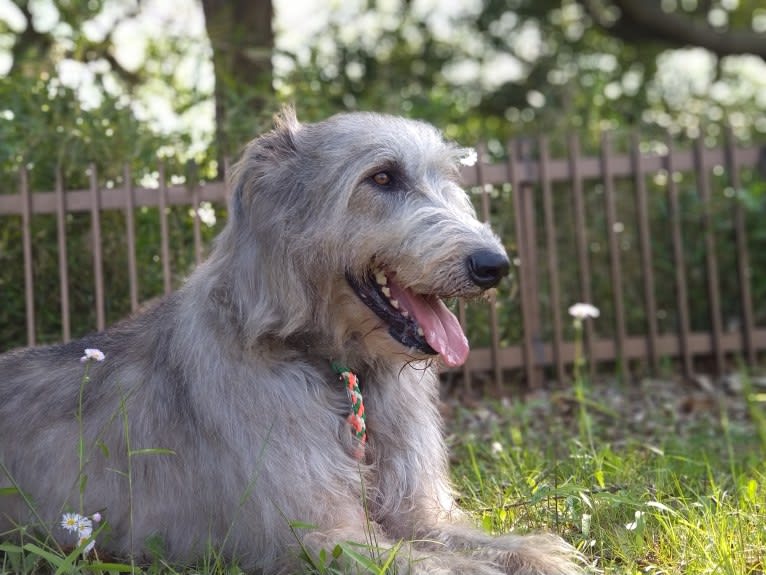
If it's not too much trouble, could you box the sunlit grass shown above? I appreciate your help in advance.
[448,379,766,575]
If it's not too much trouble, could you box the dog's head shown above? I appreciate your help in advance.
[223,108,509,367]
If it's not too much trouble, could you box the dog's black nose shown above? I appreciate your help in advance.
[467,249,510,289]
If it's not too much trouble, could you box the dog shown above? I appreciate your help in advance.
[0,109,582,573]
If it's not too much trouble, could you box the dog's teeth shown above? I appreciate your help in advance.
[417,327,424,336]
[401,309,409,318]
[390,299,400,309]
[375,271,388,286]
[381,286,391,298]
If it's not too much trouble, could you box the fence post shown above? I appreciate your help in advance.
[508,139,542,389]
[601,132,628,382]
[568,133,595,377]
[724,126,756,367]
[693,138,724,375]
[631,131,659,373]
[187,160,203,265]
[124,164,139,312]
[20,166,35,347]
[159,161,172,295]
[88,164,105,332]
[665,134,693,378]
[473,142,503,391]
[539,136,565,384]
[55,167,71,342]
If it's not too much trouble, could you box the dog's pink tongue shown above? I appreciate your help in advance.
[388,282,469,367]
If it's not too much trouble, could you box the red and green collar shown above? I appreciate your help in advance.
[331,362,367,458]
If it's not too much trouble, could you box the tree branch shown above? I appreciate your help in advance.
[578,0,766,59]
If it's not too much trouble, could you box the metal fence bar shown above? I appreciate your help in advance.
[507,141,539,388]
[124,164,139,312]
[519,141,544,387]
[459,146,760,188]
[55,168,71,342]
[158,162,172,295]
[475,142,502,390]
[88,164,105,332]
[2,136,764,381]
[4,147,764,218]
[665,136,693,378]
[601,132,628,381]
[693,137,724,374]
[20,167,35,347]
[724,126,756,366]
[539,135,565,384]
[568,133,595,377]
[631,131,658,372]
[192,184,202,266]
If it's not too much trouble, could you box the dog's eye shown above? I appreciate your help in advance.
[371,172,392,187]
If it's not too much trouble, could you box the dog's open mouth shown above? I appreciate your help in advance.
[346,269,469,367]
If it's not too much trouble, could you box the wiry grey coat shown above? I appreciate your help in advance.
[0,110,583,574]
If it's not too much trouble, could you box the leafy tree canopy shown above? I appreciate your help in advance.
[0,0,763,166]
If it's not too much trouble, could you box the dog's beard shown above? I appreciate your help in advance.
[346,268,469,367]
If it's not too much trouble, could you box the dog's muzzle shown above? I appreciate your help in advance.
[345,248,509,368]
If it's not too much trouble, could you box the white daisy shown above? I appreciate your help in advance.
[77,530,96,554]
[60,513,82,533]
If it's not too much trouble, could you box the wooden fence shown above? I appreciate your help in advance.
[1,129,764,389]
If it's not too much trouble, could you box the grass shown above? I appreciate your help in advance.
[446,371,766,574]
[2,367,765,574]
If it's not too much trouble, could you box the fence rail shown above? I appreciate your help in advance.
[2,130,765,389]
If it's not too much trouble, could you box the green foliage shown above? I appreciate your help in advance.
[0,74,222,348]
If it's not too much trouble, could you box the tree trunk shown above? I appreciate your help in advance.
[201,0,275,165]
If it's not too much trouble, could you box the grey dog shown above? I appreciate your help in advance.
[0,110,582,573]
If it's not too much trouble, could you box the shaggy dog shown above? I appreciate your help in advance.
[0,110,582,573]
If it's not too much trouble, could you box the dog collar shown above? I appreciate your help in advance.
[331,362,367,457]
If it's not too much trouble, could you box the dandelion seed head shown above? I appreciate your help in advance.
[568,303,600,320]
[491,441,503,454]
[80,348,105,362]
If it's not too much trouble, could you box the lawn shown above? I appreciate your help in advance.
[447,373,766,574]
[2,372,765,574]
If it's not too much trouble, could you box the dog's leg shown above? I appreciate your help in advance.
[419,525,586,575]
[290,524,507,575]
[365,367,584,574]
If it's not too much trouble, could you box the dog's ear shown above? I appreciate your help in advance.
[229,106,302,218]
[274,105,300,136]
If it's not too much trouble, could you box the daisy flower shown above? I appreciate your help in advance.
[76,515,93,533]
[61,512,82,533]
[77,529,96,554]
[60,513,97,554]
[80,348,105,363]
